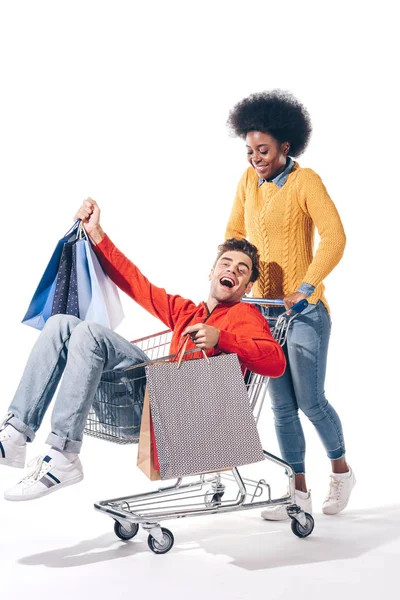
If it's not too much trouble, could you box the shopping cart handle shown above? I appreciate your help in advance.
[288,299,308,314]
[242,297,309,313]
[241,298,285,306]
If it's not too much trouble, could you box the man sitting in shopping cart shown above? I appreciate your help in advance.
[0,198,286,501]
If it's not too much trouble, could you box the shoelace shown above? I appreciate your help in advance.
[22,456,49,483]
[325,476,344,501]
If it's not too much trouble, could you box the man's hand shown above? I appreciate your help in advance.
[74,198,104,244]
[283,292,308,310]
[182,323,221,350]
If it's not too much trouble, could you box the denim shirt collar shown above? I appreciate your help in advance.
[258,157,295,188]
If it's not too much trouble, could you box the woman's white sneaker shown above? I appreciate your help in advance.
[0,425,26,469]
[261,491,312,521]
[322,467,356,515]
[4,454,83,501]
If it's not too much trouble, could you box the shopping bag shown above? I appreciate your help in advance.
[74,238,92,319]
[146,352,265,480]
[136,387,161,480]
[51,241,79,317]
[22,222,79,330]
[75,236,124,330]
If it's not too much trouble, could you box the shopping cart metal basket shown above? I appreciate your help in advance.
[87,298,314,554]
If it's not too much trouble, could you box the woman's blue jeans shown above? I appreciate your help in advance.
[260,301,346,474]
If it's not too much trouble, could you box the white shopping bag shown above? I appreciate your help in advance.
[146,352,265,479]
[75,236,124,330]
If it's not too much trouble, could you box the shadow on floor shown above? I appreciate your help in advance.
[17,504,400,571]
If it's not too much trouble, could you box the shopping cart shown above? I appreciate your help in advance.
[86,298,314,554]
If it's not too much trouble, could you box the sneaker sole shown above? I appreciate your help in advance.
[4,473,84,501]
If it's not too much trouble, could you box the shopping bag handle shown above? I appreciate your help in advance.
[64,220,80,238]
[176,335,209,368]
[77,220,89,240]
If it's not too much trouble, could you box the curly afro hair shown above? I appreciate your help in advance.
[227,90,312,157]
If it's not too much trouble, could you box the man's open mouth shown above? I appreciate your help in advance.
[220,277,235,288]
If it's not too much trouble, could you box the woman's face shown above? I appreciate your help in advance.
[245,131,289,180]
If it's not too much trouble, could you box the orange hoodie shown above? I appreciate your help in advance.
[94,235,286,378]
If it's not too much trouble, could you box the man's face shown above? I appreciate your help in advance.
[209,250,254,305]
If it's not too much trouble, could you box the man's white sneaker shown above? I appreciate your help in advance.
[0,426,26,469]
[4,454,83,501]
[322,467,356,515]
[261,491,312,521]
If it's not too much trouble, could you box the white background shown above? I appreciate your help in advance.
[0,1,399,598]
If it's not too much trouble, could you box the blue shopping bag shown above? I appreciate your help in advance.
[51,240,80,318]
[75,229,124,330]
[22,222,80,330]
[75,238,92,319]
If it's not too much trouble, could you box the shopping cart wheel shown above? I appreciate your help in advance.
[147,528,175,554]
[290,513,314,538]
[114,520,139,541]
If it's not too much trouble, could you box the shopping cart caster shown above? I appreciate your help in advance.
[204,491,224,507]
[114,520,139,541]
[147,527,175,554]
[290,513,314,538]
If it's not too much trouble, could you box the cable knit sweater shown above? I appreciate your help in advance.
[225,162,346,312]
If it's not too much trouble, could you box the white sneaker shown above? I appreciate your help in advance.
[4,454,84,501]
[322,467,356,515]
[0,424,26,469]
[261,491,312,521]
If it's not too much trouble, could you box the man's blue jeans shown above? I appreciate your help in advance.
[7,315,148,453]
[260,301,346,474]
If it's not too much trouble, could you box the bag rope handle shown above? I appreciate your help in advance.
[175,334,210,368]
[77,220,89,241]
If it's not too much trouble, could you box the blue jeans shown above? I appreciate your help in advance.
[7,315,148,453]
[260,301,346,474]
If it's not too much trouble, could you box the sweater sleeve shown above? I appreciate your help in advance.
[93,234,195,330]
[297,170,346,287]
[225,169,249,239]
[216,307,286,378]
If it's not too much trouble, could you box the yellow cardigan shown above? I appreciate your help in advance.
[225,162,346,312]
